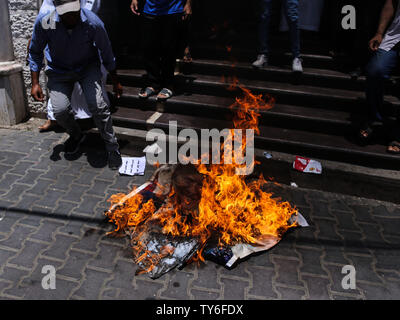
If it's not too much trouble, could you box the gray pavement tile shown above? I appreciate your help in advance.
[296,247,328,276]
[50,174,77,191]
[0,151,27,166]
[301,275,331,300]
[219,277,250,300]
[105,259,136,290]
[357,282,395,300]
[52,201,79,218]
[42,234,79,261]
[192,262,222,291]
[0,266,30,298]
[72,227,104,253]
[323,246,351,265]
[345,254,383,284]
[159,271,194,299]
[34,189,66,209]
[17,169,45,186]
[272,256,304,288]
[26,179,54,196]
[1,184,31,202]
[0,211,20,233]
[57,250,93,280]
[117,280,164,300]
[0,224,37,250]
[334,211,361,232]
[371,247,400,271]
[275,286,307,300]
[62,184,90,203]
[190,289,220,300]
[29,219,65,243]
[87,179,111,198]
[24,277,78,300]
[246,266,277,299]
[72,268,109,299]
[349,205,378,224]
[88,242,122,271]
[0,174,24,191]
[0,248,18,270]
[220,260,250,279]
[9,161,35,176]
[374,216,400,238]
[8,240,49,269]
[324,264,362,296]
[73,195,104,216]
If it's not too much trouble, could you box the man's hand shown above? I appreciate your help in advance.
[369,34,383,51]
[130,0,140,15]
[109,70,123,99]
[113,81,123,99]
[183,0,192,20]
[31,83,45,102]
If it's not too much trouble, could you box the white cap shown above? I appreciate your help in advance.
[54,0,80,15]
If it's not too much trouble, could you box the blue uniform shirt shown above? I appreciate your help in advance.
[143,0,185,16]
[29,8,116,74]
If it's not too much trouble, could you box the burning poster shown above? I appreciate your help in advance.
[105,87,308,278]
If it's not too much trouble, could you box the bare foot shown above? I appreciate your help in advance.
[387,144,400,154]
[39,119,57,132]
[183,47,192,63]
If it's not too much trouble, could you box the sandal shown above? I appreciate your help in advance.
[358,125,374,143]
[139,87,156,99]
[387,141,400,154]
[183,47,192,63]
[157,88,173,101]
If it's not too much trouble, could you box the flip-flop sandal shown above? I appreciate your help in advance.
[387,141,400,154]
[139,87,156,99]
[183,51,192,63]
[358,125,374,143]
[157,88,173,101]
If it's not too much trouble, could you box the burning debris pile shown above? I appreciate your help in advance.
[105,88,308,279]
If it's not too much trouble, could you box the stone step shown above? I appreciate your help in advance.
[111,106,400,170]
[115,69,400,112]
[108,85,356,136]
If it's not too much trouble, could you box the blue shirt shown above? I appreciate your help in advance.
[29,8,116,74]
[143,0,185,16]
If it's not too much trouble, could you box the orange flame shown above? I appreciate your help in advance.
[106,87,297,269]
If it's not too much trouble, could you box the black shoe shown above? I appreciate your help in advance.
[64,134,86,155]
[108,150,122,170]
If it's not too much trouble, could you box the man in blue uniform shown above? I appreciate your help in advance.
[130,0,192,101]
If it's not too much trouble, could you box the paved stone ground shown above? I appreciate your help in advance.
[0,127,399,300]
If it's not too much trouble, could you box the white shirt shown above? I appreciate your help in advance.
[380,4,400,51]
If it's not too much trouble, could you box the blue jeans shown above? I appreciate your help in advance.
[365,47,400,123]
[258,0,300,58]
[365,46,400,140]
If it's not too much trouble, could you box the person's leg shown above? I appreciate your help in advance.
[78,63,119,154]
[46,71,81,138]
[283,0,300,58]
[258,0,273,55]
[364,48,399,129]
[38,98,58,132]
[159,13,181,92]
[142,14,162,92]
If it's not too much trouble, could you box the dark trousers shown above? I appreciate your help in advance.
[142,13,182,90]
[258,0,300,58]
